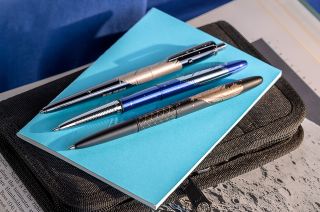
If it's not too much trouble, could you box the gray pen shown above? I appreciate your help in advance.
[69,76,263,149]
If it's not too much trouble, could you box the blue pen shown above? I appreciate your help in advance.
[54,60,247,131]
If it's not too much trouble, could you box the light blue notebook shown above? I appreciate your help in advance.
[18,9,281,209]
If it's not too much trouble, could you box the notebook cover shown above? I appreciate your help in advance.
[17,9,281,209]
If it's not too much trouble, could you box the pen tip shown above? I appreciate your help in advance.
[53,127,60,132]
[69,145,76,150]
[53,124,70,131]
[40,105,58,113]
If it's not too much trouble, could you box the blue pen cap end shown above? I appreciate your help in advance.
[224,60,248,74]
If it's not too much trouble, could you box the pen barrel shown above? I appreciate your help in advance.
[137,77,262,130]
[190,76,263,105]
[75,119,138,148]
[190,82,244,105]
[120,79,196,111]
[167,41,226,65]
[177,66,229,86]
[42,79,129,112]
[170,83,245,118]
[167,41,215,64]
[120,66,232,111]
[118,61,182,85]
[137,104,179,130]
[56,100,123,130]
[136,97,213,131]
[86,79,130,96]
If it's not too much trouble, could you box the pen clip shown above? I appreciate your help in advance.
[167,41,219,65]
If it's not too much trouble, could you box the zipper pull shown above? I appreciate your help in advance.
[180,177,211,212]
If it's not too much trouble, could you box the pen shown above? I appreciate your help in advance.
[69,76,263,149]
[54,60,247,131]
[41,41,226,113]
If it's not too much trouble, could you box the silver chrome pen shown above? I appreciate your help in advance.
[41,41,226,113]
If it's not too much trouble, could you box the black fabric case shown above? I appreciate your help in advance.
[0,21,305,211]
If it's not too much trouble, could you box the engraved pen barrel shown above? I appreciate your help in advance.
[71,76,262,149]
[138,76,263,130]
[74,98,207,147]
[134,98,209,130]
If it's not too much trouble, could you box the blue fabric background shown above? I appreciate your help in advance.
[0,0,230,92]
[305,0,320,13]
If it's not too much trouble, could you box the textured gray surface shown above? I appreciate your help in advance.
[159,119,320,211]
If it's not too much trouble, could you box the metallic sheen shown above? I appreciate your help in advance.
[119,61,182,85]
[55,100,122,130]
[191,83,244,103]
[41,79,128,113]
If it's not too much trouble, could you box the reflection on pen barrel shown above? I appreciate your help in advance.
[119,61,182,85]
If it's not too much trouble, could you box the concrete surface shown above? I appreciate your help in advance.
[160,119,320,211]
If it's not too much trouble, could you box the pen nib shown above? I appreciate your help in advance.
[53,127,61,132]
[69,145,76,150]
[40,105,53,113]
